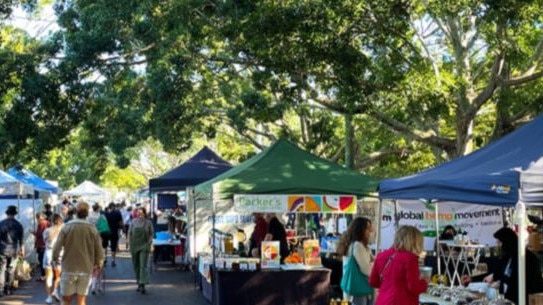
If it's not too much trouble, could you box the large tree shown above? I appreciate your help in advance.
[5,0,543,181]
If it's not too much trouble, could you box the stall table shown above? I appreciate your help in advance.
[212,267,331,305]
[420,293,453,305]
[152,238,184,264]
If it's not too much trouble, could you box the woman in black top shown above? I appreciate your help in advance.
[464,227,543,304]
[264,213,289,264]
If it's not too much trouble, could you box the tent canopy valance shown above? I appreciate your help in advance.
[149,146,232,193]
[63,180,109,197]
[7,166,58,194]
[195,139,378,200]
[379,113,543,206]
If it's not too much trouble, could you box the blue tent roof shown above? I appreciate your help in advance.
[148,146,232,193]
[7,167,58,194]
[379,114,543,206]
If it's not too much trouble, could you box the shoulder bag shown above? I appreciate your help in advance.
[340,243,374,296]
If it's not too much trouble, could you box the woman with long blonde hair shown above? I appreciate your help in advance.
[369,225,427,305]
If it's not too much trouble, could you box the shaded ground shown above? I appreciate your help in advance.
[1,251,208,305]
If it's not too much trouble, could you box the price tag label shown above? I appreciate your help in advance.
[225,261,232,269]
[248,263,256,271]
[240,263,248,270]
[338,217,347,234]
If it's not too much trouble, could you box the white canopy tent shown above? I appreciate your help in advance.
[63,180,109,199]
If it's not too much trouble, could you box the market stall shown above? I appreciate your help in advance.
[148,146,232,265]
[379,113,543,305]
[194,139,378,305]
[0,169,40,264]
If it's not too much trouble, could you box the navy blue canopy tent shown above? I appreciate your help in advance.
[8,166,58,194]
[149,146,232,193]
[379,114,543,305]
[379,114,543,206]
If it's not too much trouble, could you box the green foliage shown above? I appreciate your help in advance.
[4,0,543,183]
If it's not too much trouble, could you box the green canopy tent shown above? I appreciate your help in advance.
[192,138,378,256]
[196,138,378,200]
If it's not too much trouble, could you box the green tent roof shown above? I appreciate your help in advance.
[195,139,378,200]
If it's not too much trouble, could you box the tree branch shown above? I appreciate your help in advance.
[367,108,456,152]
[473,52,504,109]
[410,20,441,87]
[527,33,543,72]
[502,69,543,87]
[356,148,405,169]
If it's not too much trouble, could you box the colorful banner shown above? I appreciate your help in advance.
[234,194,357,213]
[379,200,503,250]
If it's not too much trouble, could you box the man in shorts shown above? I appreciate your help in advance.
[53,201,103,305]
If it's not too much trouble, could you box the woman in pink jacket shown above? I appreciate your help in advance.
[369,225,428,305]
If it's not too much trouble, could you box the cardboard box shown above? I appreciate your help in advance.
[529,292,543,305]
[528,232,542,252]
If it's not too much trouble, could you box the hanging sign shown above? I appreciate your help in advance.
[234,194,357,213]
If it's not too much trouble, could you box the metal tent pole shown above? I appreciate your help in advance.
[376,198,383,253]
[515,200,527,305]
[434,201,441,276]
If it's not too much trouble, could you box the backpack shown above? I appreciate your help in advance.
[96,214,111,234]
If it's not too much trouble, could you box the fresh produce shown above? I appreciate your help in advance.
[284,252,302,264]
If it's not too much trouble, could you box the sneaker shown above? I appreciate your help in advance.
[45,296,54,304]
[51,289,60,302]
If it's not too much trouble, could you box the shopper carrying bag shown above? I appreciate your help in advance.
[337,217,375,305]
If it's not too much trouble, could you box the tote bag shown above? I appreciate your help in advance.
[340,243,373,296]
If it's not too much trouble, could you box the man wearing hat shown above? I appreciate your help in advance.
[0,205,24,297]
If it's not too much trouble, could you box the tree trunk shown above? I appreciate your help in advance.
[455,110,475,157]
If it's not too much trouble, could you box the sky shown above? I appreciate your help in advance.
[8,5,58,38]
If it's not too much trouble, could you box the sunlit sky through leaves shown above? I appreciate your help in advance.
[8,5,57,38]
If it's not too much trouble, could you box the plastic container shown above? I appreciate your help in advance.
[156,231,172,240]
[419,266,433,282]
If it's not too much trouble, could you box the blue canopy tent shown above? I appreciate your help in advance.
[8,166,58,194]
[379,114,543,206]
[149,146,232,193]
[379,114,543,305]
[0,170,34,197]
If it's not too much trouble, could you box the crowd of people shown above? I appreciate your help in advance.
[0,199,153,305]
[3,199,543,305]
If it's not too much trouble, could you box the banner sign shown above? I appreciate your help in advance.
[234,194,357,213]
[379,200,503,250]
